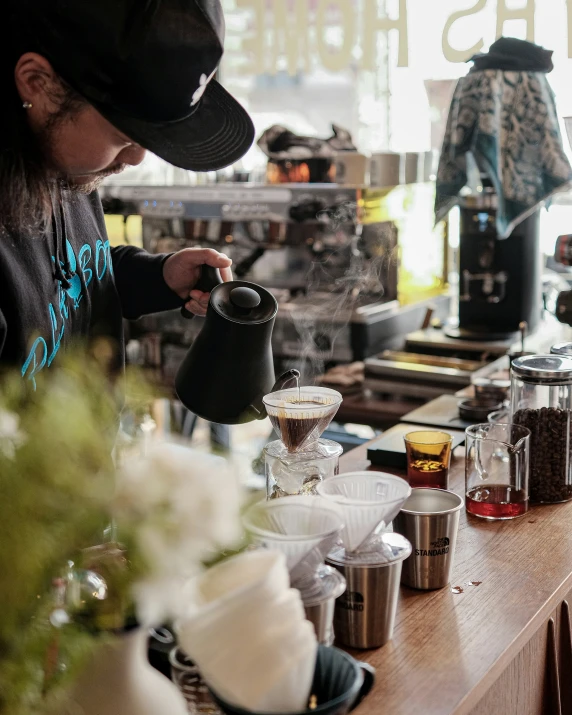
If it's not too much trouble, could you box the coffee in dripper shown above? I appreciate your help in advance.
[262,386,343,497]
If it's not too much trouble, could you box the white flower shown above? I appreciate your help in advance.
[113,441,243,625]
[191,68,216,107]
[0,409,26,458]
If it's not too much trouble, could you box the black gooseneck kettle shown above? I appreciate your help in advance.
[175,267,299,425]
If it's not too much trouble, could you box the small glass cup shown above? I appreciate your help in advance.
[465,423,531,520]
[169,647,220,715]
[403,431,453,489]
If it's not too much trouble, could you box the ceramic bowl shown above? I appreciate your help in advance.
[209,645,375,715]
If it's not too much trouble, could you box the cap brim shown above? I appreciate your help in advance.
[95,80,255,172]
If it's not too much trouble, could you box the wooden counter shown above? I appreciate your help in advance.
[340,438,572,715]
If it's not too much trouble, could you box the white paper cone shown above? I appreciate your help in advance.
[205,620,317,713]
[252,639,317,713]
[195,550,289,608]
[263,387,342,449]
[243,497,343,571]
[179,588,306,666]
[317,472,411,552]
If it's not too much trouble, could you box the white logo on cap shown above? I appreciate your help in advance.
[191,69,216,107]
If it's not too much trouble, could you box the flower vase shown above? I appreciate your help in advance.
[63,628,188,715]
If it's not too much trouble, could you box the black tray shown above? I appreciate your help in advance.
[367,422,466,469]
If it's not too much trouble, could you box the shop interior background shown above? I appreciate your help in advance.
[105,0,572,260]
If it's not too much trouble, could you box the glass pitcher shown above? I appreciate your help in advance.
[465,423,530,520]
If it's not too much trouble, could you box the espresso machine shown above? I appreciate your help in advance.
[100,183,449,380]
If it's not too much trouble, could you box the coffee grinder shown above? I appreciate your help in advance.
[551,234,572,330]
[243,496,347,646]
[447,177,542,341]
[262,386,344,498]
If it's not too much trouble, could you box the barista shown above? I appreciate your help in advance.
[0,0,254,384]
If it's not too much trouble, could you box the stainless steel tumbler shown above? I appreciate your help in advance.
[327,532,412,649]
[304,598,337,647]
[301,566,346,646]
[393,488,463,590]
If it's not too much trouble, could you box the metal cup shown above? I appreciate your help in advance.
[304,598,337,647]
[327,533,411,649]
[393,488,463,590]
[301,565,346,646]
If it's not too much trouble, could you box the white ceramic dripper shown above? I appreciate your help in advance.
[316,472,412,553]
[243,496,343,584]
[243,496,347,645]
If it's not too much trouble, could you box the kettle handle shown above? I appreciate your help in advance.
[180,265,224,320]
[249,369,301,420]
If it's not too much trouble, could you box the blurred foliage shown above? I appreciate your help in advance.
[0,351,151,715]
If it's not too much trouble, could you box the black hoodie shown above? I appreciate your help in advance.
[0,189,183,388]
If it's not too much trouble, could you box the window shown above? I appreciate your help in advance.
[114,0,572,256]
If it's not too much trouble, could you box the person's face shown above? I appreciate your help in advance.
[14,52,146,190]
[44,105,147,191]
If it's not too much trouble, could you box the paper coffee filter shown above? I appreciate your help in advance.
[252,637,318,713]
[207,612,315,685]
[179,588,306,665]
[317,472,411,553]
[206,620,317,713]
[178,578,276,644]
[195,550,289,610]
[244,497,343,572]
[262,387,342,449]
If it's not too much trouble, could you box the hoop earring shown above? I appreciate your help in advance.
[22,101,33,109]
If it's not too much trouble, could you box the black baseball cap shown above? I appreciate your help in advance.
[12,0,255,171]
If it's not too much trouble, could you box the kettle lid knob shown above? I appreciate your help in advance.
[229,287,262,310]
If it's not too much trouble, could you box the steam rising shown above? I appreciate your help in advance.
[289,202,398,383]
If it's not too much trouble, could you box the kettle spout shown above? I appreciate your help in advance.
[249,369,300,420]
[272,369,300,392]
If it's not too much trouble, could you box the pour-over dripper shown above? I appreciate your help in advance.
[243,496,344,587]
[316,472,411,553]
[262,387,343,453]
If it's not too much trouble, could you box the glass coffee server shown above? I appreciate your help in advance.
[510,355,572,503]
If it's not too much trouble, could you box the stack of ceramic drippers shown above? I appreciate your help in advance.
[243,495,346,645]
[262,386,344,498]
[178,550,317,713]
[317,472,412,649]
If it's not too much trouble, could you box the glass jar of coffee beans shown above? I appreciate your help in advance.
[511,355,572,503]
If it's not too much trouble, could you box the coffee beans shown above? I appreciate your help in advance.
[513,408,572,503]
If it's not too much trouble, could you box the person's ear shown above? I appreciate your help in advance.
[14,52,62,127]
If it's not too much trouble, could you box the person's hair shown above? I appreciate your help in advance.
[0,43,86,235]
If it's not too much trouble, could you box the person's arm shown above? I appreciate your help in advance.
[111,246,233,320]
[110,246,183,320]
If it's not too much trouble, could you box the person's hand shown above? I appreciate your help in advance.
[163,248,233,316]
